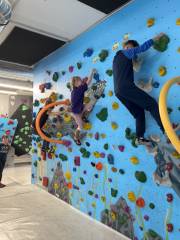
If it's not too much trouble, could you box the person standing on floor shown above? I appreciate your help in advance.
[0,135,9,188]
[113,33,165,145]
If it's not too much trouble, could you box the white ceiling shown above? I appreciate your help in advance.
[11,0,106,41]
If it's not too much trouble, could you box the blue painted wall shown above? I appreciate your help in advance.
[32,0,180,239]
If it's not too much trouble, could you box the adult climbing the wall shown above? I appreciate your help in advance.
[113,33,165,145]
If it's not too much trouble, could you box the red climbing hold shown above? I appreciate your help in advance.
[167,223,173,232]
[118,145,125,152]
[166,193,173,202]
[136,197,145,208]
[74,156,80,166]
[42,177,49,187]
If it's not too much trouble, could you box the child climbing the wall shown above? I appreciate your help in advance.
[0,135,9,188]
[71,69,97,145]
[113,33,165,145]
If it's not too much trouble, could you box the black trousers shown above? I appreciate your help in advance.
[0,153,7,182]
[116,85,164,138]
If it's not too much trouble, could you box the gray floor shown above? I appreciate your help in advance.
[0,165,129,240]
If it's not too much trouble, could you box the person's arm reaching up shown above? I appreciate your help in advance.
[86,69,97,85]
[122,39,154,59]
[122,33,165,59]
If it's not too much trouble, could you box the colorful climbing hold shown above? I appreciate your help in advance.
[111,188,118,198]
[83,122,92,130]
[108,90,113,97]
[119,169,125,174]
[104,143,109,150]
[98,49,109,62]
[130,156,139,165]
[108,154,114,165]
[136,197,145,208]
[149,203,155,209]
[93,151,101,158]
[158,66,167,76]
[65,171,72,181]
[176,18,180,25]
[80,177,85,185]
[112,102,119,110]
[135,171,147,183]
[96,162,103,171]
[112,42,119,51]
[111,122,118,130]
[106,69,113,77]
[77,62,82,69]
[118,145,125,152]
[147,18,155,27]
[167,223,174,232]
[83,48,94,57]
[153,34,170,52]
[128,192,136,202]
[69,66,74,73]
[52,72,59,82]
[59,154,68,161]
[96,108,108,122]
[166,193,173,202]
[177,47,180,53]
[95,132,100,140]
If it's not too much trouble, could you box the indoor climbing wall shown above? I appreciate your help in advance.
[0,117,18,144]
[32,0,180,239]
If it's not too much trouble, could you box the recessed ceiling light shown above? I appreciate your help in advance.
[0,89,17,95]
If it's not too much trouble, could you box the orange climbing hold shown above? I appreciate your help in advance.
[96,162,103,171]
[136,197,145,208]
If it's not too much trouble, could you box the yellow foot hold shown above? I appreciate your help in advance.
[159,66,167,76]
[147,18,155,27]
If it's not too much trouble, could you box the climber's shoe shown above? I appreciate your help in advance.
[0,183,6,188]
[82,116,89,123]
[135,137,151,146]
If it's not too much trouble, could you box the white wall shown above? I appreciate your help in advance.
[0,93,9,115]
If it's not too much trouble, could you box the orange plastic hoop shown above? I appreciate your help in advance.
[35,99,70,145]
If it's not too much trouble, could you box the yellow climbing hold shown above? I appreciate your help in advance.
[147,18,155,27]
[172,151,180,159]
[83,122,92,130]
[37,142,42,148]
[101,133,106,139]
[68,147,72,152]
[176,18,180,25]
[108,90,113,97]
[112,42,119,51]
[84,96,90,104]
[92,202,96,208]
[101,196,106,202]
[112,102,119,110]
[111,212,117,221]
[128,191,136,202]
[159,66,167,76]
[65,171,72,181]
[80,198,84,202]
[54,183,59,190]
[56,132,62,138]
[111,122,118,130]
[87,133,93,138]
[177,47,180,53]
[130,156,139,165]
[93,151,101,158]
[64,113,71,123]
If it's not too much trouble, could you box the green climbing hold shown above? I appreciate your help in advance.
[66,82,71,90]
[80,177,85,185]
[77,62,82,69]
[98,49,109,62]
[33,161,37,167]
[61,71,66,75]
[111,188,118,198]
[96,108,108,122]
[104,143,109,150]
[106,69,113,77]
[52,72,59,82]
[80,147,86,153]
[149,203,155,209]
[135,171,147,183]
[88,190,94,196]
[167,107,173,114]
[21,105,29,111]
[153,34,170,52]
[59,154,68,161]
[82,151,90,158]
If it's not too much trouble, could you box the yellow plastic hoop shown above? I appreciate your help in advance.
[159,76,180,153]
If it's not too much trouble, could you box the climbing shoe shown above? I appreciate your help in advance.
[82,116,89,123]
[135,137,151,146]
